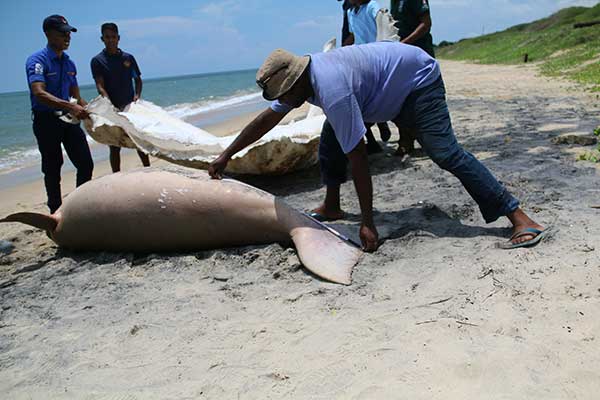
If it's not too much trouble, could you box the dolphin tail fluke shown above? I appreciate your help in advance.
[0,212,58,232]
[290,220,362,285]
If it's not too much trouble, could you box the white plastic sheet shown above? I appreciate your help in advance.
[84,97,325,175]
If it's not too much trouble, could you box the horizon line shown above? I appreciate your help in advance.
[0,66,260,96]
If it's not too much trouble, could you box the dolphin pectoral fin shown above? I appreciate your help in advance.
[0,212,58,233]
[291,225,362,285]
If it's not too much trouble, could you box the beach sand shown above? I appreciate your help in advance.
[1,60,599,399]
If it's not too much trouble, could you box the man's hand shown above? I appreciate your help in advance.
[69,103,90,120]
[208,154,230,179]
[133,94,140,102]
[360,223,379,252]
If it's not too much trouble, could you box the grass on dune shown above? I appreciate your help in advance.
[437,4,600,91]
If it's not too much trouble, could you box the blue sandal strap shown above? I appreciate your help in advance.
[509,227,543,241]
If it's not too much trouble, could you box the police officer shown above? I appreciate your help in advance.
[26,15,94,213]
[391,0,435,156]
[391,0,435,57]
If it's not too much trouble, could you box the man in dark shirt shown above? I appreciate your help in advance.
[26,15,94,213]
[391,0,435,157]
[391,0,435,57]
[90,22,149,173]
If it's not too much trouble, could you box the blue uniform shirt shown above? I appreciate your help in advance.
[26,46,79,112]
[91,49,141,110]
[272,42,440,153]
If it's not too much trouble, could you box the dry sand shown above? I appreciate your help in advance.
[1,61,599,399]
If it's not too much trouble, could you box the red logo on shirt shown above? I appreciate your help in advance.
[67,71,76,76]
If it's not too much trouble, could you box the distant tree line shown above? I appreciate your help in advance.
[434,40,455,49]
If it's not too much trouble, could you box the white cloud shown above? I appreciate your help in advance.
[116,16,202,38]
[197,0,242,17]
[80,14,242,40]
[293,15,338,30]
[433,0,470,6]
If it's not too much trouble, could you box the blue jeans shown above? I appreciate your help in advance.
[318,76,519,223]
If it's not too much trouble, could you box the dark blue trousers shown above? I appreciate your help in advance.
[318,76,519,223]
[33,112,94,213]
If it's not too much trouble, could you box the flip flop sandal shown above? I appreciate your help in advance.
[497,227,553,249]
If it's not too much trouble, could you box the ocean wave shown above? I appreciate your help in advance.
[0,148,40,173]
[0,136,100,175]
[166,91,263,119]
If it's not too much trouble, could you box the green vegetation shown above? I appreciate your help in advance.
[437,4,600,91]
[578,151,600,162]
[578,126,600,163]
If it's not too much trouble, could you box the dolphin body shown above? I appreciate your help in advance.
[1,169,361,285]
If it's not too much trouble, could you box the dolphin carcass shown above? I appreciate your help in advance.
[1,169,361,285]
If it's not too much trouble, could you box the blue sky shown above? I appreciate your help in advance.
[1,0,598,93]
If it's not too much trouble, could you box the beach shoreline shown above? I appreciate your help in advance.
[1,60,600,399]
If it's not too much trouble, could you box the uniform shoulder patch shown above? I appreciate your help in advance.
[34,63,44,75]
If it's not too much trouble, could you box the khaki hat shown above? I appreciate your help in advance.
[256,49,310,101]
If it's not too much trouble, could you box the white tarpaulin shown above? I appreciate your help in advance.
[84,97,325,175]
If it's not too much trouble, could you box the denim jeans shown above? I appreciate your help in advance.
[318,119,348,186]
[33,111,94,213]
[318,76,519,223]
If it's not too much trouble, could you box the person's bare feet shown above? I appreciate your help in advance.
[507,208,545,245]
[309,204,345,221]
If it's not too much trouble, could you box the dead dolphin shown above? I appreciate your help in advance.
[0,170,361,284]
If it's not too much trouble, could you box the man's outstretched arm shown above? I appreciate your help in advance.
[347,139,379,252]
[208,108,287,179]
